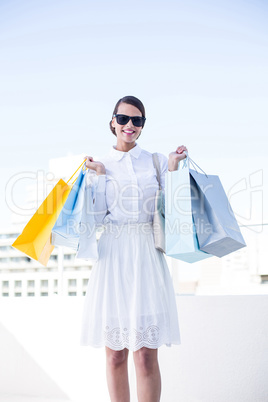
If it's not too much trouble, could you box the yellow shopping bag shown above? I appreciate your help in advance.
[12,161,85,266]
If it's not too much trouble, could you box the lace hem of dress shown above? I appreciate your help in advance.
[80,322,181,350]
[104,324,161,349]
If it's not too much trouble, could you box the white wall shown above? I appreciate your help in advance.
[0,322,70,401]
[0,295,267,402]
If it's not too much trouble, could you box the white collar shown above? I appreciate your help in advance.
[109,143,142,161]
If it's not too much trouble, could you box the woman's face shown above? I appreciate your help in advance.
[111,102,143,146]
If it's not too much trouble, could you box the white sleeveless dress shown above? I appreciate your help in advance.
[80,143,181,351]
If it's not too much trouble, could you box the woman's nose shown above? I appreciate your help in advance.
[125,118,134,128]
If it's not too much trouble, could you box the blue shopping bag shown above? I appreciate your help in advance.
[165,157,212,263]
[190,166,246,257]
[51,164,86,249]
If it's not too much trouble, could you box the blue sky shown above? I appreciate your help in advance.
[1,0,267,227]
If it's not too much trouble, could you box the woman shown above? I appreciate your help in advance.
[81,95,187,402]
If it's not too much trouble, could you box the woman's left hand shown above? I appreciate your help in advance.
[168,145,188,171]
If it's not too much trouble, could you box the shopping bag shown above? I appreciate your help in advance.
[51,164,86,249]
[189,162,246,257]
[12,161,85,266]
[76,181,98,261]
[165,157,212,263]
[152,153,165,253]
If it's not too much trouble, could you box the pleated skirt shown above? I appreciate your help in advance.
[80,222,181,351]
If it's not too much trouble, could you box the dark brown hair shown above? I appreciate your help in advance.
[109,95,146,137]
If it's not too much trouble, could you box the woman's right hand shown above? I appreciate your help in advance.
[84,156,106,176]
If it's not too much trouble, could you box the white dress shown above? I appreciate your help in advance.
[80,143,181,351]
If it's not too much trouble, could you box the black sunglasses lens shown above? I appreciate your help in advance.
[132,117,144,127]
[116,115,130,125]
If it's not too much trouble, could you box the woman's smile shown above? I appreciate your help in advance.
[123,130,135,135]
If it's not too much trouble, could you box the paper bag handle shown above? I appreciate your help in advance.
[182,152,208,177]
[67,160,86,185]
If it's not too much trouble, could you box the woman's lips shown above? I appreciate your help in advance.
[123,130,135,135]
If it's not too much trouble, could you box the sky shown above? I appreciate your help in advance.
[0,0,267,229]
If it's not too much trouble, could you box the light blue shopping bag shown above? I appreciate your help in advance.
[165,157,212,263]
[190,167,246,257]
[51,164,86,249]
[76,181,98,261]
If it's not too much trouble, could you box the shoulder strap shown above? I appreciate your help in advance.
[152,153,162,190]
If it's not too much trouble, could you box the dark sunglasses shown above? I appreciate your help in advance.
[113,114,146,127]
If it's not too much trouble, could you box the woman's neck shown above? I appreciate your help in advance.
[115,141,137,152]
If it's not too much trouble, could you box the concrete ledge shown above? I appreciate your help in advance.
[0,295,267,402]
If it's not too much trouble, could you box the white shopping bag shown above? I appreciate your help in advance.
[165,157,212,263]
